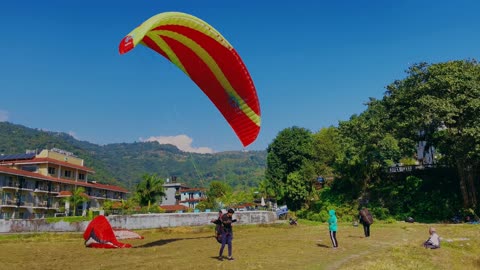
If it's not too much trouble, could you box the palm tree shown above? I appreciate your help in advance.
[135,173,165,210]
[67,187,89,216]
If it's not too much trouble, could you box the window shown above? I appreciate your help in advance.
[48,167,56,175]
[78,173,85,180]
[64,170,72,178]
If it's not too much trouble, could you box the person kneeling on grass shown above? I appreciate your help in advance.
[423,227,440,249]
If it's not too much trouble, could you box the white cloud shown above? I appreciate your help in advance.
[0,110,9,122]
[68,131,79,140]
[142,134,214,154]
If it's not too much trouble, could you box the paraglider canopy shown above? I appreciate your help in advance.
[119,12,261,147]
[83,215,132,248]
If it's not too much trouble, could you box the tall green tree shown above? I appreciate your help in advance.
[257,178,276,200]
[219,190,254,209]
[312,126,342,177]
[135,173,165,209]
[384,60,480,209]
[197,181,232,210]
[265,126,316,210]
[334,99,401,201]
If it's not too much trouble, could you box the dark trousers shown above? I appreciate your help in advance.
[424,241,439,249]
[329,231,338,247]
[219,233,232,257]
[363,224,370,237]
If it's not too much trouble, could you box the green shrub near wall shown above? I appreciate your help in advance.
[45,216,91,223]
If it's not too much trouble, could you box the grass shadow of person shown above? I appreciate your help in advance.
[135,236,212,248]
[347,235,364,239]
[316,243,330,248]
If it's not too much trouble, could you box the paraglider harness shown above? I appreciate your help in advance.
[359,208,374,225]
[213,216,224,243]
[212,212,237,244]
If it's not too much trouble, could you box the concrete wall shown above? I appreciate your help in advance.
[0,211,276,233]
[0,219,87,233]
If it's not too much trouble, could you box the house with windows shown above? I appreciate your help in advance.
[0,148,129,220]
[160,178,206,211]
[178,187,207,209]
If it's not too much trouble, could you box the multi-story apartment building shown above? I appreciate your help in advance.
[0,148,129,220]
[160,178,206,210]
[178,188,206,209]
[161,181,188,206]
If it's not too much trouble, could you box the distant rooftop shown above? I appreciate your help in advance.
[0,153,35,162]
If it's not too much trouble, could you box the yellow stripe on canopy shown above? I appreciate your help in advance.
[150,29,260,126]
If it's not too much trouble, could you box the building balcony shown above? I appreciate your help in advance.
[49,188,60,194]
[19,202,34,208]
[49,203,60,210]
[32,201,49,209]
[18,186,35,192]
[0,199,18,207]
[90,195,106,200]
[1,184,19,191]
[34,188,49,193]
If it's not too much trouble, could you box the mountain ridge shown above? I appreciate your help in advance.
[0,122,266,190]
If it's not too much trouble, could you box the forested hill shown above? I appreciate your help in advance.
[0,122,266,190]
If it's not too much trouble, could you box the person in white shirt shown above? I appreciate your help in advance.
[423,227,440,249]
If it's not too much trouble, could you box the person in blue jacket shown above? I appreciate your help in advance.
[328,209,338,248]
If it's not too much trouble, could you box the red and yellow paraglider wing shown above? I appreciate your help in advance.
[119,12,260,147]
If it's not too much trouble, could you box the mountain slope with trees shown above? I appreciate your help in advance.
[0,122,266,190]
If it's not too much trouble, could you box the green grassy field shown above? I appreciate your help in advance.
[0,221,478,270]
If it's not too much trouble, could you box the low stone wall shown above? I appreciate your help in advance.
[0,211,276,233]
[0,219,87,233]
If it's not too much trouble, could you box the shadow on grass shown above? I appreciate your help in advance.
[347,235,364,239]
[135,236,213,248]
[316,243,331,248]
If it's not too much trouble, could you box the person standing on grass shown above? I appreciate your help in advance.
[359,207,373,237]
[328,209,338,248]
[218,208,237,261]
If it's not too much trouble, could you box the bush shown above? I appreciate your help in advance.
[384,217,397,224]
[300,198,359,223]
[306,210,329,222]
[45,216,91,223]
[370,207,390,220]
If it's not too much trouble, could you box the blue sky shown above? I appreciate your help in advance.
[1,1,479,153]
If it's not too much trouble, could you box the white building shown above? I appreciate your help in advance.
[160,179,206,210]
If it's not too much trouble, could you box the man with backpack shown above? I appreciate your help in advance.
[359,207,373,237]
[212,210,225,244]
[212,209,237,261]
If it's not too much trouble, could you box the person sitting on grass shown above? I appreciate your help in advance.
[423,227,440,249]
